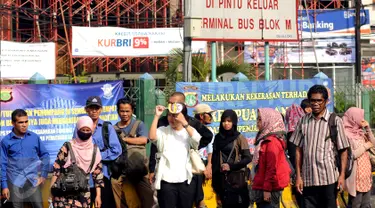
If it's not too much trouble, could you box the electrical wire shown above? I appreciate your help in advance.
[303,0,320,72]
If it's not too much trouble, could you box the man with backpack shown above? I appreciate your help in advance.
[290,85,351,208]
[111,98,154,208]
[74,96,122,208]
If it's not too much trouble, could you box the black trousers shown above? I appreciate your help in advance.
[194,174,204,206]
[90,177,116,208]
[157,178,197,208]
[7,181,43,208]
[303,183,338,208]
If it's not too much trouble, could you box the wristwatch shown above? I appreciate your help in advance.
[183,123,189,129]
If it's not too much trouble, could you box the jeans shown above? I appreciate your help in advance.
[8,181,43,208]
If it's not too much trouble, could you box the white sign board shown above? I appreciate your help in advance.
[72,26,207,57]
[190,0,299,41]
[0,41,56,80]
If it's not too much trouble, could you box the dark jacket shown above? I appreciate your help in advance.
[148,115,214,173]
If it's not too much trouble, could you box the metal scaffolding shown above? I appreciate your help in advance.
[0,0,182,75]
[0,0,346,79]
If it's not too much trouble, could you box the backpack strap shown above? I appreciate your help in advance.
[87,144,98,173]
[101,121,111,151]
[328,112,338,148]
[113,123,127,142]
[66,142,77,164]
[128,120,141,138]
[219,136,240,164]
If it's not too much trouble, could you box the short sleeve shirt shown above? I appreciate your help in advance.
[290,110,350,187]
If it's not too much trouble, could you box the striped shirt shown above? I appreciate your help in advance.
[290,110,349,187]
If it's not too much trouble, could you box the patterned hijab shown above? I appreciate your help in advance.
[285,104,305,133]
[342,107,365,141]
[252,108,286,166]
[255,108,286,142]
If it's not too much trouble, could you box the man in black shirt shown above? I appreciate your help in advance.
[148,92,214,183]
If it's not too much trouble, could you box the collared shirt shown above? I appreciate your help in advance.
[73,119,122,180]
[1,130,50,188]
[290,110,350,187]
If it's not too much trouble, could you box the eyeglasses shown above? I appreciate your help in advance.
[309,99,325,104]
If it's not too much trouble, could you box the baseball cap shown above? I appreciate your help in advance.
[86,96,102,107]
[194,104,215,114]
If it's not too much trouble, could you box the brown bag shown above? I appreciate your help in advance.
[220,135,248,189]
[114,120,148,180]
[219,135,248,204]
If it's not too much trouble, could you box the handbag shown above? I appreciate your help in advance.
[220,137,248,204]
[190,149,206,174]
[51,142,97,196]
[368,147,375,172]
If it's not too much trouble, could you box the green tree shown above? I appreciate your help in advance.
[63,71,89,84]
[166,48,255,85]
[164,49,256,99]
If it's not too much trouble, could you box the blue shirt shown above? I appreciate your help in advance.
[118,119,148,138]
[73,119,121,180]
[1,130,50,189]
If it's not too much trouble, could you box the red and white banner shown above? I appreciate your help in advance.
[190,0,299,41]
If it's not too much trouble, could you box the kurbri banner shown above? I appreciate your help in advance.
[176,79,334,153]
[0,81,123,166]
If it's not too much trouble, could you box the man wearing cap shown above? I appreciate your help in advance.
[193,104,216,208]
[74,96,122,208]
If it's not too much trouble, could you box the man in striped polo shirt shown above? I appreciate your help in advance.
[290,85,350,208]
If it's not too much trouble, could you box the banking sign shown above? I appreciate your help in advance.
[299,9,371,38]
[176,78,334,153]
[0,81,124,166]
[71,26,207,57]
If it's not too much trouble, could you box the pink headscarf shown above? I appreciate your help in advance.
[342,107,365,141]
[252,108,286,166]
[256,108,286,141]
[285,104,305,133]
[64,116,102,173]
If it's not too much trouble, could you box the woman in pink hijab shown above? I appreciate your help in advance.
[251,108,290,208]
[50,116,104,208]
[343,107,375,208]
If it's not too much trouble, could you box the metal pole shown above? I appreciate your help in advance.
[355,0,362,84]
[211,42,217,82]
[59,0,77,83]
[183,0,192,82]
[265,42,270,80]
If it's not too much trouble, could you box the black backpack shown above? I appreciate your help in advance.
[51,142,97,196]
[328,113,354,179]
[102,121,128,179]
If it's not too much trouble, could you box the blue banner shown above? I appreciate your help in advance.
[0,81,124,166]
[299,9,370,37]
[176,79,333,153]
